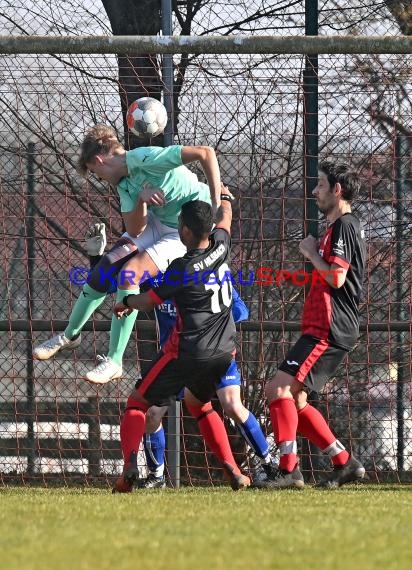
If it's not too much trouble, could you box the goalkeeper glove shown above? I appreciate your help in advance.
[84,223,107,256]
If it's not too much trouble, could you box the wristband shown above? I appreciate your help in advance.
[123,295,132,308]
[220,194,234,202]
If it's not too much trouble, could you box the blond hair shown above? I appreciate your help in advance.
[77,125,123,176]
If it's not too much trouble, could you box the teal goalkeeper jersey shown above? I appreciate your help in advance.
[117,145,211,229]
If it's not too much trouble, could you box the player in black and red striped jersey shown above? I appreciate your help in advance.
[255,159,367,489]
[112,190,251,492]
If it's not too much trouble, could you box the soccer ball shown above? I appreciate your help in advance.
[126,97,168,138]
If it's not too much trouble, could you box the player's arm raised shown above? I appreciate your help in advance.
[215,184,233,234]
[181,146,222,213]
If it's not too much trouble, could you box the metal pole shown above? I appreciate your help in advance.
[302,0,319,481]
[25,142,36,475]
[1,35,411,55]
[161,0,180,488]
[161,0,174,145]
[303,0,319,238]
[395,133,408,475]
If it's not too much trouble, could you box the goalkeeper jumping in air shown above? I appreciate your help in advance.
[33,125,223,384]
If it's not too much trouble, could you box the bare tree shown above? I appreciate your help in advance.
[384,0,412,34]
[101,0,162,149]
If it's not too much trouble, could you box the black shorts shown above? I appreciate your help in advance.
[135,352,232,406]
[278,334,348,393]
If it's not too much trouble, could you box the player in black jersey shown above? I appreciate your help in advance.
[83,224,276,489]
[256,159,367,489]
[112,191,251,492]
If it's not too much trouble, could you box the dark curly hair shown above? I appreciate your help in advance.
[319,159,361,203]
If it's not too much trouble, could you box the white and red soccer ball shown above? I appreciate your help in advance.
[126,97,168,138]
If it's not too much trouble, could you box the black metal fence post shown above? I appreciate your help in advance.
[301,0,320,480]
[25,142,36,475]
[395,133,409,475]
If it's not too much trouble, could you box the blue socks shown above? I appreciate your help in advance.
[143,413,271,474]
[143,427,166,476]
[237,412,270,460]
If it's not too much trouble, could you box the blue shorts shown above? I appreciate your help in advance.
[216,359,241,390]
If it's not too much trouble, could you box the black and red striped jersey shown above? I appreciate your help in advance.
[302,213,366,349]
[148,227,236,359]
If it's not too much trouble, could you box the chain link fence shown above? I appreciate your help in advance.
[0,1,411,485]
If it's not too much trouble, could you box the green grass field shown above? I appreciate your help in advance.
[1,485,411,570]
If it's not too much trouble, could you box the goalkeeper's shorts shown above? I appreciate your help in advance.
[123,211,186,273]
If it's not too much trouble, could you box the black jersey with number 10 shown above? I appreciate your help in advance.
[148,227,236,360]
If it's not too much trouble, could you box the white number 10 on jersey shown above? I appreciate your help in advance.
[204,263,233,313]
